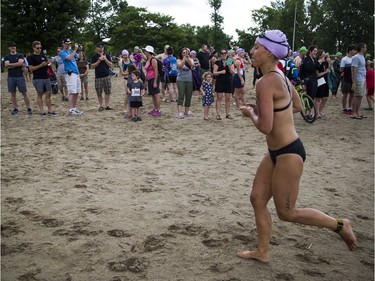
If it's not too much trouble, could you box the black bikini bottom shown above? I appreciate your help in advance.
[268,138,306,164]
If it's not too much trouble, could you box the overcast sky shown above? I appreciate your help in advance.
[126,0,272,40]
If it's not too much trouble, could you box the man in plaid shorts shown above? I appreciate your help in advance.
[91,42,113,111]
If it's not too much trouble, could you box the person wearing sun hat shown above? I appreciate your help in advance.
[237,29,357,263]
[143,45,162,116]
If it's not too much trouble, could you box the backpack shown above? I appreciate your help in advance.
[167,56,178,76]
[285,59,298,80]
[150,57,165,77]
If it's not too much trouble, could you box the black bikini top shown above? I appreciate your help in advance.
[267,70,292,112]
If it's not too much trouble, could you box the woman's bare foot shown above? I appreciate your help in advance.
[338,219,357,251]
[236,249,270,263]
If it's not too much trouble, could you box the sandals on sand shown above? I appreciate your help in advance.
[226,114,233,119]
[216,115,222,120]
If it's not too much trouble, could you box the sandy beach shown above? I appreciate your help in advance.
[1,68,374,281]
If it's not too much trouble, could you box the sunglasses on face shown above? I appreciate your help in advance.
[35,47,42,50]
[221,52,227,55]
[258,32,290,48]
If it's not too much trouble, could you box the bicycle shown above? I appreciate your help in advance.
[294,79,317,123]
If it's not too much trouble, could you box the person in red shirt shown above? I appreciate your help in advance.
[365,61,374,110]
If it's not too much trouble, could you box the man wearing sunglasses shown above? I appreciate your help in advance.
[28,41,57,116]
[60,38,84,116]
[4,41,32,115]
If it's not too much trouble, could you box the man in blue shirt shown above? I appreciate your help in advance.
[4,41,32,115]
[60,38,83,116]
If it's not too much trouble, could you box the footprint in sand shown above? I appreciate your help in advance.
[1,222,24,237]
[275,273,295,280]
[301,268,325,277]
[143,235,166,252]
[167,223,206,236]
[108,257,148,273]
[1,242,30,256]
[19,210,64,227]
[4,197,25,205]
[208,262,234,273]
[201,229,230,247]
[107,229,133,238]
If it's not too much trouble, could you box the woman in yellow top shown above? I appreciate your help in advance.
[238,29,357,263]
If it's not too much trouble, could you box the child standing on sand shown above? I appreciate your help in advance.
[200,72,215,120]
[127,70,144,122]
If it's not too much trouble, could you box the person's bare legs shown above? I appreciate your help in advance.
[216,93,223,117]
[366,95,374,108]
[234,89,241,109]
[352,96,361,117]
[272,154,356,250]
[21,92,31,109]
[36,92,45,113]
[225,93,231,116]
[45,91,52,112]
[10,92,18,109]
[98,95,103,108]
[69,93,79,109]
[314,98,321,117]
[237,155,274,263]
[342,92,348,110]
[153,93,161,111]
[105,93,111,108]
[319,97,328,116]
[238,154,357,262]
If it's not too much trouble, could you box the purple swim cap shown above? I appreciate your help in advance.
[236,48,245,55]
[121,49,129,56]
[134,53,142,61]
[256,30,289,59]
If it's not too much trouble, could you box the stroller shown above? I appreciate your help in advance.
[47,64,59,94]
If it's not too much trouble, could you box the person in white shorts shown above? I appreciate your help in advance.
[60,38,83,116]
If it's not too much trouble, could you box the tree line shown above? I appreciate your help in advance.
[1,0,373,59]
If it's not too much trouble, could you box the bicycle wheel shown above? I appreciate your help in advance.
[300,94,316,123]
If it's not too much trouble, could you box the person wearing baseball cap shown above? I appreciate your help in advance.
[293,46,307,69]
[331,52,343,97]
[3,41,32,115]
[60,38,84,116]
[238,29,357,262]
[91,42,113,111]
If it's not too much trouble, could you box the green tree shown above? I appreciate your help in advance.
[85,0,122,43]
[319,0,374,54]
[248,0,374,54]
[110,5,188,55]
[207,0,230,50]
[1,0,90,54]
